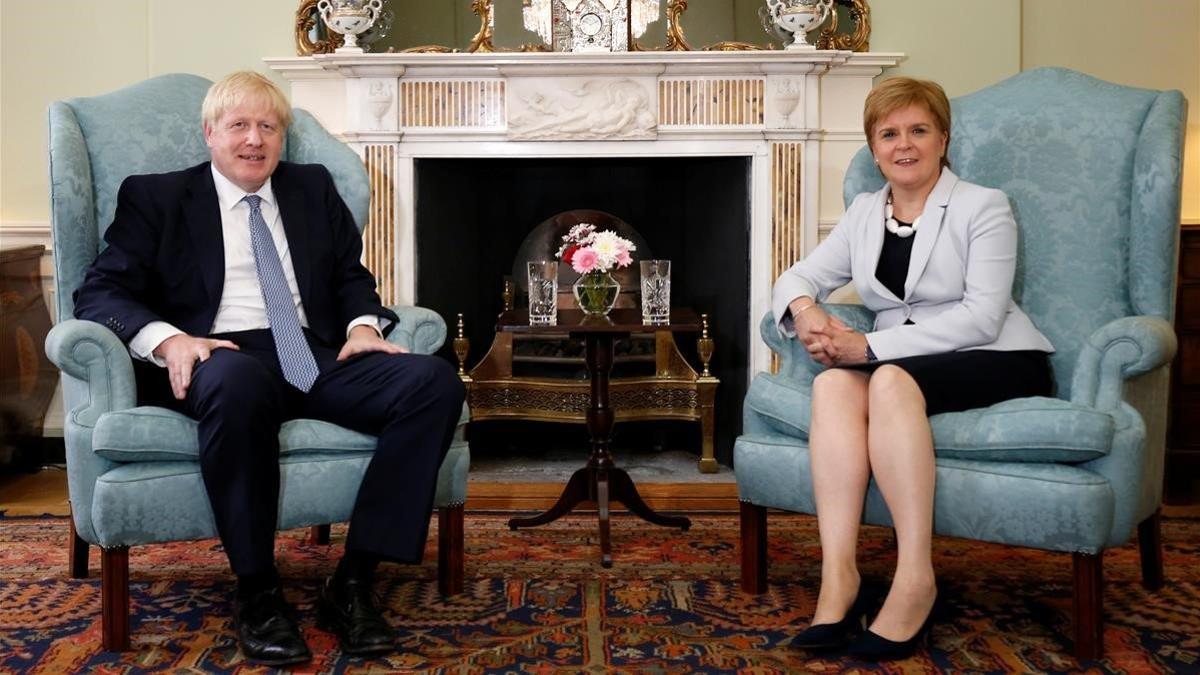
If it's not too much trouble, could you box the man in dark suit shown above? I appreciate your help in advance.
[73,71,465,665]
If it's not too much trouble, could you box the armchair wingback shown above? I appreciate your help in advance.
[734,68,1186,660]
[45,74,470,651]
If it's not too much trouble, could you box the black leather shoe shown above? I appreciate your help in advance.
[793,582,877,652]
[232,587,312,666]
[847,592,938,661]
[316,575,397,655]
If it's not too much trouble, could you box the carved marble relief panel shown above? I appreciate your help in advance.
[506,78,657,140]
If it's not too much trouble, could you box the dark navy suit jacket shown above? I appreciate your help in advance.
[74,161,398,350]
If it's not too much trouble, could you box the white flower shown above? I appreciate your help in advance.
[590,231,623,264]
[566,223,596,244]
[557,225,636,273]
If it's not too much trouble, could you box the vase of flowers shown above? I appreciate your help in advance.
[557,223,636,316]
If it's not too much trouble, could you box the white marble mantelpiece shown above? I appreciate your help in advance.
[266,50,901,376]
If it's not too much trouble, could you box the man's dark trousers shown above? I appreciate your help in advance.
[137,329,466,576]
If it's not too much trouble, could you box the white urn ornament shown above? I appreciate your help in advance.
[317,0,384,53]
[762,0,834,50]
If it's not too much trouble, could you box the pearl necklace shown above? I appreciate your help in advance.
[885,196,920,238]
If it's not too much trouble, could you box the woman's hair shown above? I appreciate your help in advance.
[863,77,951,169]
[202,71,293,131]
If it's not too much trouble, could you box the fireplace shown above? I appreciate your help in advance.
[416,155,749,462]
[266,49,900,464]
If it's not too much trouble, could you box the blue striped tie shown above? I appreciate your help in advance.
[244,195,320,392]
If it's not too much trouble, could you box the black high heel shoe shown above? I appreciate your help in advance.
[792,583,877,651]
[846,593,938,661]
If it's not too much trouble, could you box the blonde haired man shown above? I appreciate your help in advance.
[75,71,465,665]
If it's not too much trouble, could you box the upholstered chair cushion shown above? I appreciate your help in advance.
[89,440,470,546]
[744,375,1113,463]
[929,397,1112,462]
[93,404,470,462]
[734,433,1114,553]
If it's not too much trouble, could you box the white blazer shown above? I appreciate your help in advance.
[771,169,1054,361]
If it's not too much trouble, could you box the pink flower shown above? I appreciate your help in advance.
[571,247,599,274]
[615,249,632,267]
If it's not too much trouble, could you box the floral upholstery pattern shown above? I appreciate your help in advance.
[739,67,1185,554]
[45,73,469,549]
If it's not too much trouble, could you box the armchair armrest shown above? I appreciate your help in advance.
[44,319,137,544]
[1069,315,1177,412]
[760,304,875,384]
[46,319,138,423]
[1071,315,1177,548]
[385,306,448,356]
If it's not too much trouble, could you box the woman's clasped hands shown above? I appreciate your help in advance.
[788,297,870,367]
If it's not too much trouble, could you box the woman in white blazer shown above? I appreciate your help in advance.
[773,78,1054,659]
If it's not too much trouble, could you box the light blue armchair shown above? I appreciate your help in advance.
[734,68,1185,660]
[45,74,470,651]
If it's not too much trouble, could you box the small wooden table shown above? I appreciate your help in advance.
[498,307,698,566]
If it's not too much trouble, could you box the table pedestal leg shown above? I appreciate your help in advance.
[507,331,691,565]
[605,468,690,531]
[597,466,611,566]
[508,468,592,529]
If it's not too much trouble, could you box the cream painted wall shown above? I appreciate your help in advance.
[0,0,1194,222]
[0,0,295,223]
[1022,0,1200,220]
[1,2,148,222]
[871,0,1022,97]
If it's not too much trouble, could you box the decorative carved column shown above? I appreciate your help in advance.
[362,144,397,304]
[769,141,805,372]
[770,142,805,284]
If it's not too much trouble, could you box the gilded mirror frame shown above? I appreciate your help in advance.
[296,0,543,54]
[295,0,871,55]
[657,0,871,52]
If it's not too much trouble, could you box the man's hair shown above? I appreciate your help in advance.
[863,77,952,169]
[201,71,293,131]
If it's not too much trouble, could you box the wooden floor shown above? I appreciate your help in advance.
[468,481,739,512]
[0,469,70,516]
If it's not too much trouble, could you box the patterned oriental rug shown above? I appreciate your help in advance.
[1,514,1197,674]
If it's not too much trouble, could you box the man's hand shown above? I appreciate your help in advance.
[153,334,240,400]
[337,325,409,361]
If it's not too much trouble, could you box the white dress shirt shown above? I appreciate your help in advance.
[130,165,383,365]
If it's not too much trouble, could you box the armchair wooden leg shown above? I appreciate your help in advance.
[1137,509,1164,591]
[1071,551,1103,661]
[69,517,90,578]
[101,546,131,652]
[307,524,331,545]
[739,501,767,594]
[438,504,464,597]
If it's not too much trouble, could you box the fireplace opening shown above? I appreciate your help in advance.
[415,156,750,466]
